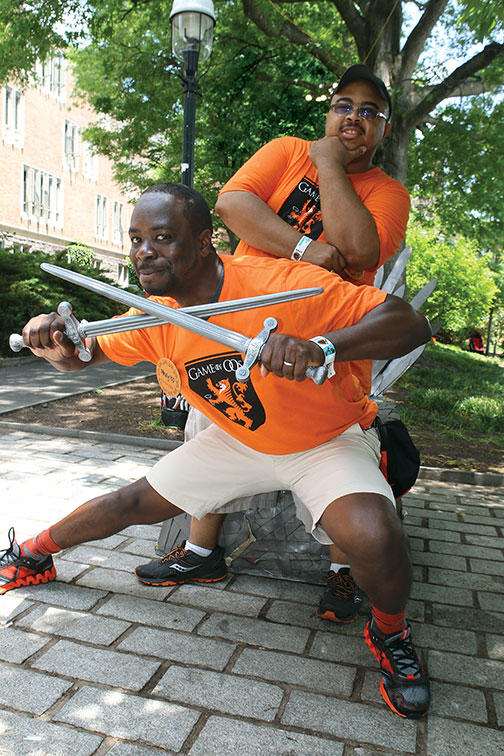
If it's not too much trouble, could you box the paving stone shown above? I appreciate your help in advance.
[189,716,343,756]
[53,559,89,582]
[120,537,160,558]
[0,709,103,756]
[118,524,162,540]
[494,691,504,726]
[470,558,504,577]
[33,639,160,691]
[63,544,146,572]
[15,580,107,610]
[97,593,204,630]
[411,551,466,570]
[404,524,460,542]
[432,604,504,634]
[427,715,504,756]
[432,539,503,560]
[486,634,504,661]
[310,629,371,666]
[409,621,477,655]
[479,591,504,614]
[428,520,500,536]
[107,744,176,756]
[428,566,503,592]
[0,664,72,714]
[0,593,33,623]
[465,533,504,548]
[229,573,323,603]
[117,625,235,670]
[0,625,50,662]
[429,649,504,690]
[168,583,266,617]
[55,685,199,752]
[265,599,342,631]
[16,604,131,644]
[233,647,355,696]
[198,611,310,653]
[430,680,488,722]
[154,665,283,719]
[282,690,417,750]
[410,580,473,606]
[76,566,174,599]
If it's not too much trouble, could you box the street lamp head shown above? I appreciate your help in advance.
[170,0,216,65]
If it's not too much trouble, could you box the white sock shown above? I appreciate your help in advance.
[185,539,213,557]
[330,562,350,573]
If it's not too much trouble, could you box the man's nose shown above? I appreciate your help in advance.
[136,239,156,258]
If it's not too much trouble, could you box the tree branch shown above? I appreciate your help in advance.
[241,0,341,74]
[327,0,366,47]
[406,42,504,128]
[400,0,449,81]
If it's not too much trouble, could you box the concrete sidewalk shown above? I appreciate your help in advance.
[1,425,503,755]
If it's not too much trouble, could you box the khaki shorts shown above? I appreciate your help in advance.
[146,421,394,544]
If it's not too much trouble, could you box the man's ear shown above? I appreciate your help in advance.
[198,228,213,256]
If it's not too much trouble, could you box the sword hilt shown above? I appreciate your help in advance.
[57,302,92,362]
[235,317,327,385]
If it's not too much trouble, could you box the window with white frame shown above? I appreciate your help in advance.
[22,165,62,226]
[64,120,79,171]
[82,140,98,180]
[112,201,124,245]
[96,194,108,240]
[2,86,24,146]
[35,55,65,100]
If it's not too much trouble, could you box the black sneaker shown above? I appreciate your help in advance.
[315,568,362,623]
[134,541,228,586]
[364,619,430,718]
[0,528,56,595]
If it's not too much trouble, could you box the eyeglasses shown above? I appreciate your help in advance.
[330,102,388,121]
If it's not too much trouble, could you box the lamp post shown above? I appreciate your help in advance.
[170,0,215,188]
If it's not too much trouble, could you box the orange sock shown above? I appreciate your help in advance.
[20,529,62,559]
[370,604,406,636]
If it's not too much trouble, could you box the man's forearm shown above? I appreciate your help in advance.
[317,163,380,270]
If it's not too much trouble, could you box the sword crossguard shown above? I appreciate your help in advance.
[57,302,92,362]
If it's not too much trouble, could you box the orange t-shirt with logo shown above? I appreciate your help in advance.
[98,255,387,455]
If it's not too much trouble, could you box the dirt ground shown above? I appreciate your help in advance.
[2,375,503,474]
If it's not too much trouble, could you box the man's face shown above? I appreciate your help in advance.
[129,193,205,298]
[325,79,390,168]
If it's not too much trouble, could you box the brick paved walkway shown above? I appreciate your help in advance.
[1,426,503,755]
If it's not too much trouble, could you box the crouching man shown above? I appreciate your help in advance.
[0,183,431,719]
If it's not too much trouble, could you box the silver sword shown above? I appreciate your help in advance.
[30,263,328,384]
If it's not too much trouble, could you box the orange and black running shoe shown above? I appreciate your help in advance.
[315,568,362,623]
[0,528,57,594]
[364,619,430,719]
[134,540,228,586]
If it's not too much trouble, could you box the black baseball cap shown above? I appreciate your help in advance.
[334,64,392,118]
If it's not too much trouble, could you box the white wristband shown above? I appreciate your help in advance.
[291,235,312,261]
[310,336,336,378]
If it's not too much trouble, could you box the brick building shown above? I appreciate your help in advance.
[0,55,132,284]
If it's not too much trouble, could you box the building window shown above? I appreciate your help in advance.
[2,86,24,147]
[35,55,65,100]
[64,120,79,171]
[112,201,124,245]
[82,140,98,181]
[96,194,108,240]
[22,165,62,226]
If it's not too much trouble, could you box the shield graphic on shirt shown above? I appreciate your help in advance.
[277,176,323,239]
[185,351,266,431]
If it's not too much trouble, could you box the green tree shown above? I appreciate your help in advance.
[406,216,498,341]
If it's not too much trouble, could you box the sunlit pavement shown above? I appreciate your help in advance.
[1,424,503,756]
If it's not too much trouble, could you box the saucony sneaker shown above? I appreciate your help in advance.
[134,540,227,586]
[315,568,362,623]
[0,528,57,594]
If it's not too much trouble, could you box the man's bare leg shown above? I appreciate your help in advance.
[0,477,183,594]
[188,513,226,550]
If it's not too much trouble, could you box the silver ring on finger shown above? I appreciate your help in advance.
[283,360,294,367]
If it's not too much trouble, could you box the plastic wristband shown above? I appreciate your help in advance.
[309,336,336,378]
[291,235,312,261]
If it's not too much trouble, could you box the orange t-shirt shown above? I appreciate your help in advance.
[218,136,410,394]
[98,254,387,455]
[219,135,410,286]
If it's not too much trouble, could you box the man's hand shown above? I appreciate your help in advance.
[309,135,366,171]
[302,240,346,273]
[259,333,324,381]
[21,313,86,370]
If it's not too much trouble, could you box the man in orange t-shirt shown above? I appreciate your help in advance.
[2,184,430,718]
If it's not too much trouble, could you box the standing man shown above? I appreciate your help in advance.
[141,65,410,625]
[0,184,431,718]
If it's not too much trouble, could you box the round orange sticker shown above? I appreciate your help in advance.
[156,358,181,397]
